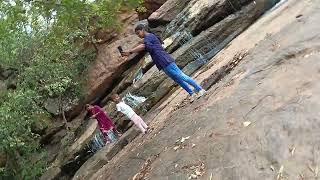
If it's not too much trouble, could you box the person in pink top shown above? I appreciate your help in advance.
[86,104,119,143]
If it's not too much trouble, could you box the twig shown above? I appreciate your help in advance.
[244,95,274,119]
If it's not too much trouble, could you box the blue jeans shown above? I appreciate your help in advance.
[163,63,203,95]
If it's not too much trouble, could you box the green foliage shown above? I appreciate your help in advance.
[0,0,140,179]
[0,90,47,179]
[136,0,147,13]
[0,90,40,151]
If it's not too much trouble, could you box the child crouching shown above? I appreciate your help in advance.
[111,94,148,134]
[86,104,119,143]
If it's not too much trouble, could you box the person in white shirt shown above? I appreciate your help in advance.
[111,94,149,134]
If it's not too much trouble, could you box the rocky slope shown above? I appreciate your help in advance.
[40,0,291,179]
[80,0,320,179]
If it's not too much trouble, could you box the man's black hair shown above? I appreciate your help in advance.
[135,24,146,32]
[135,24,163,44]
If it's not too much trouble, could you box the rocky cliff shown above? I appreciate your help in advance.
[85,1,320,179]
[40,0,286,179]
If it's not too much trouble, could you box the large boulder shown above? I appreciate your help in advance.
[86,1,320,177]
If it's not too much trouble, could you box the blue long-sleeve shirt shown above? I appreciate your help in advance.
[144,33,174,70]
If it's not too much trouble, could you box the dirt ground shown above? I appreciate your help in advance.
[88,0,320,179]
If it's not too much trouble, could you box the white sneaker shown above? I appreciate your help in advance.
[189,94,197,102]
[197,89,206,98]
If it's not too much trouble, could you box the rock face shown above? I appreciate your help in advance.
[163,0,252,37]
[163,0,255,53]
[148,0,192,26]
[171,0,274,69]
[137,0,167,20]
[85,34,141,103]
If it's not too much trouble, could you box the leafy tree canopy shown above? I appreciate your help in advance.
[0,0,140,179]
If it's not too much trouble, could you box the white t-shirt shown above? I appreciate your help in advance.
[116,101,136,119]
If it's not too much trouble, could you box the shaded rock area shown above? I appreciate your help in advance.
[85,0,320,179]
[0,66,17,92]
[137,0,167,20]
[0,153,6,168]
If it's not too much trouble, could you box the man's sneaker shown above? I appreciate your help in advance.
[189,94,197,102]
[197,89,206,98]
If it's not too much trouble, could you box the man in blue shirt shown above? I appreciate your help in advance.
[121,24,206,100]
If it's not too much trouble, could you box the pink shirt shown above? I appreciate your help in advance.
[89,105,115,132]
